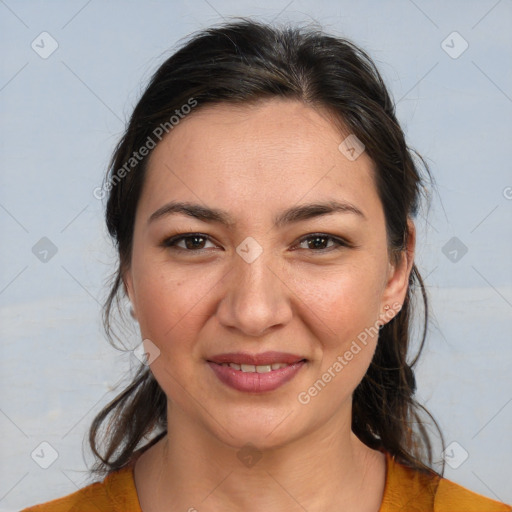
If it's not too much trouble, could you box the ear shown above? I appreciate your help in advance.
[380,219,416,319]
[122,267,137,320]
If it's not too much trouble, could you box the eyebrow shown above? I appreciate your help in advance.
[147,199,366,227]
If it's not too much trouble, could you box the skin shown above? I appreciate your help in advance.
[124,98,415,512]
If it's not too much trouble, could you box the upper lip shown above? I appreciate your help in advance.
[207,351,306,366]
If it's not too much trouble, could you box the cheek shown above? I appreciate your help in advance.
[133,268,213,405]
[285,261,385,345]
[284,262,384,402]
[293,289,381,414]
[131,260,247,421]
[133,263,221,355]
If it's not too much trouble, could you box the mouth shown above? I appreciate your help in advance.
[207,351,306,366]
[206,352,307,393]
[213,361,304,372]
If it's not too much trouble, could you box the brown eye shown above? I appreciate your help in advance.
[297,234,347,252]
[163,233,216,251]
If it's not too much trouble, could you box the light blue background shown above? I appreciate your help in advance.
[1,0,511,509]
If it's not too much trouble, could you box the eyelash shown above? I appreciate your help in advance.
[161,232,351,254]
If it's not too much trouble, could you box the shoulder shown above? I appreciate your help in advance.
[434,477,512,511]
[19,463,141,512]
[380,451,511,511]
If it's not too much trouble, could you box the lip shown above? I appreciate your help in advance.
[207,353,307,393]
[207,351,305,366]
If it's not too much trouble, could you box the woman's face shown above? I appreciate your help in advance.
[124,98,413,450]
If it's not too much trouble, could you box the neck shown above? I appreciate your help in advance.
[135,401,386,512]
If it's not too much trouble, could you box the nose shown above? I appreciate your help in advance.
[215,246,293,338]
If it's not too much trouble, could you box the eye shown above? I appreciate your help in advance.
[162,233,217,251]
[295,233,349,252]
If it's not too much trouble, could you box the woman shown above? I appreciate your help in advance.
[22,19,511,512]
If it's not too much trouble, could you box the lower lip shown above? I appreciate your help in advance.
[207,361,306,393]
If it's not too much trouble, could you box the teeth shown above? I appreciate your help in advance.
[220,362,292,372]
[256,365,272,373]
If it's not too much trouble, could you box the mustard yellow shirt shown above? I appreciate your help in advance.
[21,451,511,511]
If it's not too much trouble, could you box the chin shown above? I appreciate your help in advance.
[204,407,305,452]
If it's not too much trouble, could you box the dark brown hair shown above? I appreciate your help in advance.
[89,18,444,477]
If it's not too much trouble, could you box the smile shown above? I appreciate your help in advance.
[216,362,293,372]
[207,358,307,393]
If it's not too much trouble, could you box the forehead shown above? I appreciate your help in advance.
[139,99,381,226]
